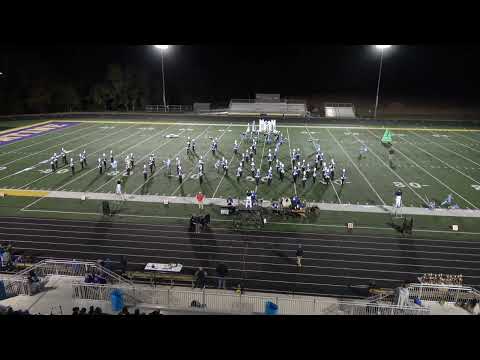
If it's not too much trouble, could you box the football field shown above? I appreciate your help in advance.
[1,119,480,210]
[2,118,480,297]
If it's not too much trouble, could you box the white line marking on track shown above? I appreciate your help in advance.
[10,238,480,278]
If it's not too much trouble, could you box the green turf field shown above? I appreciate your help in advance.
[1,119,480,232]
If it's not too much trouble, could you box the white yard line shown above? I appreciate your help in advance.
[454,132,480,145]
[352,134,429,207]
[18,125,139,190]
[20,125,173,211]
[366,129,479,209]
[416,131,480,166]
[0,124,112,183]
[14,125,137,189]
[171,124,232,196]
[212,133,244,198]
[255,132,267,193]
[305,125,341,204]
[132,126,211,195]
[286,127,297,196]
[327,129,386,205]
[92,124,178,192]
[0,123,96,160]
[399,132,480,184]
[440,132,480,154]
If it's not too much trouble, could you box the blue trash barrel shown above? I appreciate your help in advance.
[265,301,278,315]
[0,281,6,300]
[111,289,124,312]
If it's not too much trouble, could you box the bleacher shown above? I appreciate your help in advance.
[324,103,356,119]
[229,96,307,116]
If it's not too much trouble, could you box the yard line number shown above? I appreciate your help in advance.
[393,181,429,189]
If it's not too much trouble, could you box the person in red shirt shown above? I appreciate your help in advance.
[196,192,205,209]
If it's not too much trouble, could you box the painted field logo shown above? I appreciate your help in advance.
[165,134,180,138]
[107,171,120,176]
[0,122,80,147]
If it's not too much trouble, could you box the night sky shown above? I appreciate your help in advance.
[1,44,479,113]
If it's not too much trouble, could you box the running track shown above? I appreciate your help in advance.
[1,216,480,298]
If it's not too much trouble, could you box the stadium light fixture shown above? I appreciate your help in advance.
[373,45,392,119]
[154,45,170,111]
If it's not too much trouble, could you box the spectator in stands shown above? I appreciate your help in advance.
[88,306,95,316]
[94,307,103,315]
[216,263,229,289]
[79,308,87,315]
[134,309,141,316]
[194,267,207,289]
[1,249,11,269]
[72,307,80,316]
[84,272,92,283]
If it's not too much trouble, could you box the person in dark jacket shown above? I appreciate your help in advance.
[194,267,207,289]
[296,245,304,268]
[216,263,229,289]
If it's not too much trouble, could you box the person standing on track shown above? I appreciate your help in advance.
[70,158,75,175]
[196,192,205,209]
[115,180,125,201]
[296,244,304,268]
[216,263,229,290]
[143,164,148,181]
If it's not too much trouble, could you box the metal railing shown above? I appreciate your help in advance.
[13,259,133,286]
[145,105,193,113]
[0,274,30,296]
[408,283,480,303]
[71,283,429,315]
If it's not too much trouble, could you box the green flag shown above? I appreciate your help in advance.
[381,129,392,144]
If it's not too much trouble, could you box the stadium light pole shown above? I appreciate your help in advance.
[374,45,391,119]
[154,45,169,112]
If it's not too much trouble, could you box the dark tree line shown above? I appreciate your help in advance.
[0,63,151,115]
